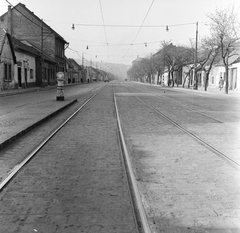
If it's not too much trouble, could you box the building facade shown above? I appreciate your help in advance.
[0,3,68,87]
[0,28,16,90]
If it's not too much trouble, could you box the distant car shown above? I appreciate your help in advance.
[104,78,109,82]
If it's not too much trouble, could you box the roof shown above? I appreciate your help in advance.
[68,58,83,69]
[0,28,6,54]
[11,37,40,57]
[11,38,57,64]
[0,3,67,44]
[89,66,104,75]
[0,28,17,64]
[216,48,240,66]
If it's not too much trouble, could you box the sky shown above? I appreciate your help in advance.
[0,0,240,65]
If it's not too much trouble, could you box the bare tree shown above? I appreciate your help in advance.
[138,57,156,84]
[200,37,221,91]
[160,42,193,87]
[152,51,165,85]
[207,6,240,94]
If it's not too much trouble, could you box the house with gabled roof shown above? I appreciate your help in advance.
[11,37,38,88]
[68,58,83,83]
[0,28,16,90]
[208,49,240,90]
[0,3,68,87]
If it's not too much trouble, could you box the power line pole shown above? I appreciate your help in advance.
[194,22,198,90]
[41,19,44,86]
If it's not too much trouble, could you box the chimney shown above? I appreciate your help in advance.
[7,5,12,35]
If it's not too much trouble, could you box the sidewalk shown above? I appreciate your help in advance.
[0,86,55,97]
[0,83,83,97]
[179,85,240,97]
[0,85,138,233]
[133,81,240,97]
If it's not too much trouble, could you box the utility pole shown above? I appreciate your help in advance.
[41,19,44,86]
[194,22,198,90]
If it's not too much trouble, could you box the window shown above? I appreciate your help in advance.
[30,69,34,79]
[4,64,7,81]
[4,63,12,82]
[56,40,64,58]
[9,64,11,81]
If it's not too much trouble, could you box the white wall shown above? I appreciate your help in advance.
[14,51,36,86]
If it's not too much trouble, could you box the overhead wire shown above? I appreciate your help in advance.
[99,0,109,58]
[71,22,195,28]
[5,0,196,64]
[123,0,155,59]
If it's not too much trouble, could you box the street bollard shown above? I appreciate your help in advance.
[56,72,65,101]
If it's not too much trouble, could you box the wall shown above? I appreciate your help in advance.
[0,35,15,90]
[209,64,240,90]
[14,51,36,88]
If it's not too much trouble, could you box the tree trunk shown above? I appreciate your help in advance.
[171,71,175,87]
[183,74,188,88]
[148,73,151,84]
[225,65,229,94]
[204,73,209,91]
[157,70,160,85]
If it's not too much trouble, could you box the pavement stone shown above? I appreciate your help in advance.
[114,83,240,232]
[0,85,138,233]
[0,98,77,150]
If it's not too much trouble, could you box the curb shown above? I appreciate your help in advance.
[0,86,56,97]
[0,99,78,151]
[0,83,90,97]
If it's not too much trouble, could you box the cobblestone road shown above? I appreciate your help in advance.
[115,83,240,233]
[0,85,137,233]
[0,83,103,148]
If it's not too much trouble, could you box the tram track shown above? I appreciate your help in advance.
[126,84,223,123]
[113,83,240,232]
[0,84,151,233]
[0,91,99,192]
[120,84,240,170]
[113,87,152,233]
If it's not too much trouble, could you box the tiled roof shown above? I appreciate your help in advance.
[11,37,40,57]
[0,28,16,64]
[0,28,6,54]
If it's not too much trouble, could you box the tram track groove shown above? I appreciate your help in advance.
[0,84,146,233]
[113,87,152,233]
[126,84,223,123]
[122,85,240,170]
[0,91,99,192]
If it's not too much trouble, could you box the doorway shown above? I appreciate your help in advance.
[18,67,22,88]
[24,68,27,88]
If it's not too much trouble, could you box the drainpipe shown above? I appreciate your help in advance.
[7,5,12,35]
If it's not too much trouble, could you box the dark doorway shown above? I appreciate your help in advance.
[18,67,22,88]
[24,68,28,88]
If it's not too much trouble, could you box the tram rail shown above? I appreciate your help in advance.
[126,84,223,123]
[0,84,151,233]
[121,85,240,170]
[113,87,152,233]
[0,91,99,192]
